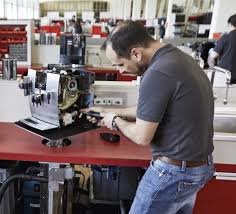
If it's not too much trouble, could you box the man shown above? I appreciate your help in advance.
[159,19,167,42]
[85,21,215,214]
[208,14,236,83]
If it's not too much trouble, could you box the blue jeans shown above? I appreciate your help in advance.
[129,156,215,214]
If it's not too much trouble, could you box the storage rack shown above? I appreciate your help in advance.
[0,20,32,66]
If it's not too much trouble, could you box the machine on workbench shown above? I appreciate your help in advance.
[16,67,97,146]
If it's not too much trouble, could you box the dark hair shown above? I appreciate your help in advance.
[228,14,236,27]
[101,21,155,59]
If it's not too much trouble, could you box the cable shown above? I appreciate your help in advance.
[95,53,102,66]
[0,174,48,204]
[25,166,41,175]
[120,200,127,214]
[75,170,85,189]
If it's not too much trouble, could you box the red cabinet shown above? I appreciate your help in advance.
[0,24,27,59]
[194,164,236,214]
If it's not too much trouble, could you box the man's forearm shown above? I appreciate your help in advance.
[208,55,216,68]
[208,49,218,68]
[114,117,140,144]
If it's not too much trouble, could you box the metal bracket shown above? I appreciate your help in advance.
[47,163,74,214]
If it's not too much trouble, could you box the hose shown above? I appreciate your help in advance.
[0,174,48,204]
[120,200,127,214]
[25,166,41,175]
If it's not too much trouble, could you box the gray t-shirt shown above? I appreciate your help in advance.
[214,30,236,81]
[137,44,214,161]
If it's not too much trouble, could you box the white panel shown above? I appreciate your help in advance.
[0,0,4,18]
[144,0,157,19]
[0,79,31,122]
[209,0,236,38]
[116,0,125,19]
[213,140,236,164]
[124,0,132,19]
[31,45,60,66]
[47,11,59,18]
[64,11,77,19]
[132,0,142,20]
[82,11,94,22]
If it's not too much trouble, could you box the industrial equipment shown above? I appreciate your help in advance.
[16,68,97,146]
[60,34,86,66]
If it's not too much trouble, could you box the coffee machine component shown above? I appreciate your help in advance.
[2,58,17,80]
[19,76,32,96]
[16,68,97,144]
[60,34,86,65]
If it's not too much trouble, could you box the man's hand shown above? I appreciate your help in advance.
[208,48,219,68]
[100,112,117,130]
[80,107,106,114]
[80,107,105,124]
[80,107,117,127]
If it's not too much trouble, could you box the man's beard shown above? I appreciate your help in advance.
[125,63,146,76]
[135,63,146,76]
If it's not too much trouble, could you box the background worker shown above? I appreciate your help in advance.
[84,21,215,214]
[208,14,236,83]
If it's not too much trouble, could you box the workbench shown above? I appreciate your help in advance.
[1,123,236,214]
[0,122,151,214]
[0,122,151,167]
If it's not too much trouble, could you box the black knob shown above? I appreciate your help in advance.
[47,93,51,104]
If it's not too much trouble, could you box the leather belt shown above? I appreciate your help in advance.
[154,156,208,168]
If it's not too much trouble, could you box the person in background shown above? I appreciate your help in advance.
[83,21,215,214]
[68,19,75,34]
[74,18,83,34]
[208,13,236,83]
[72,15,76,22]
[159,19,166,42]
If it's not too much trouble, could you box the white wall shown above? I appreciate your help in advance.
[31,45,60,66]
[132,0,142,20]
[209,0,236,38]
[144,0,157,19]
[31,44,112,67]
[110,0,125,19]
[0,79,30,122]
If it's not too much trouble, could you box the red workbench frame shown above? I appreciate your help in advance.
[0,122,151,167]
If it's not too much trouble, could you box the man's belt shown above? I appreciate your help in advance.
[154,156,208,168]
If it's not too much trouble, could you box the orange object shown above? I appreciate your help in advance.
[92,25,102,35]
[40,25,61,36]
[100,32,108,37]
[213,32,222,40]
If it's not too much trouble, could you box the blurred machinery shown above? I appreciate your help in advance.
[189,40,216,68]
[16,68,96,146]
[0,66,141,214]
[59,34,86,66]
[0,164,16,214]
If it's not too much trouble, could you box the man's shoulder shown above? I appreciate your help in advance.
[218,33,229,42]
[148,49,188,74]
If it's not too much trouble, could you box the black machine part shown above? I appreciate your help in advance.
[83,110,104,120]
[0,174,48,205]
[100,133,120,143]
[15,119,99,141]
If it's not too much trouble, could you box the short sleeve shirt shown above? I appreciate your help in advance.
[137,44,214,161]
[214,30,236,80]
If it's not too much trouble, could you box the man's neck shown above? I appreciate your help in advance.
[145,41,166,64]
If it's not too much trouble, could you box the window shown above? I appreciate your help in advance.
[2,0,40,20]
[93,1,108,12]
[0,0,4,18]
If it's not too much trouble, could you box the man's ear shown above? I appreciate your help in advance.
[130,48,142,62]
